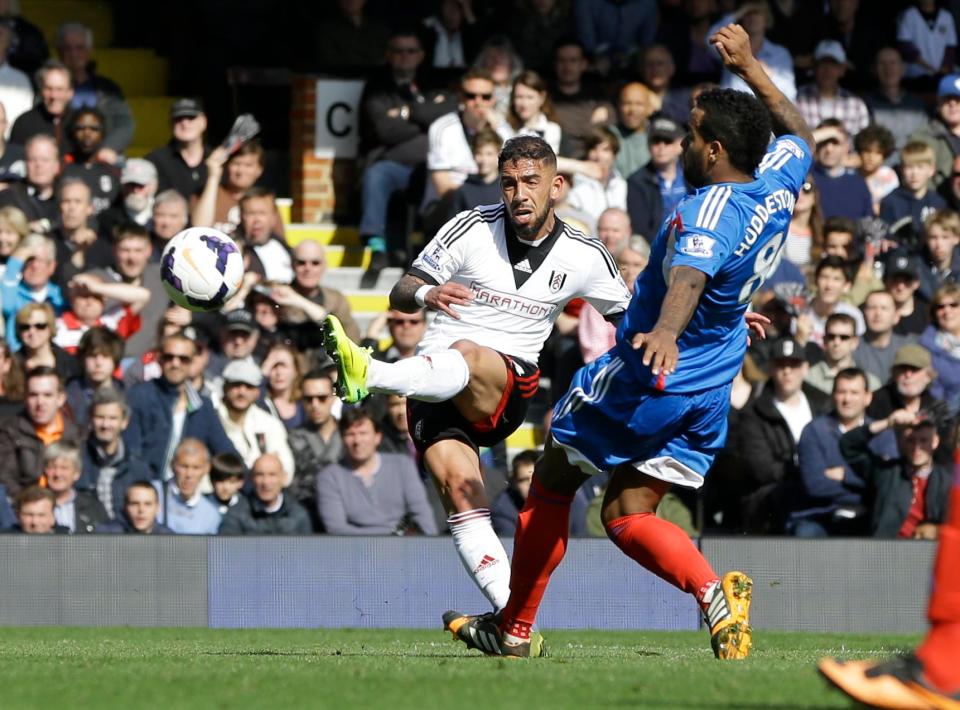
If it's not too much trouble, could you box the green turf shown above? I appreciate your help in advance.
[0,627,919,709]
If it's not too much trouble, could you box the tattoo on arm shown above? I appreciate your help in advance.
[767,95,814,150]
[389,274,427,312]
[653,266,708,336]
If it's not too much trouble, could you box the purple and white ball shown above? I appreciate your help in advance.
[160,227,244,312]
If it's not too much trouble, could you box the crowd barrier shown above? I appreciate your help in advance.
[0,537,934,633]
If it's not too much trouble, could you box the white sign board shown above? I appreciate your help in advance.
[314,79,365,159]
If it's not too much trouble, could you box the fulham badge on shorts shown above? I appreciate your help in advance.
[549,270,567,293]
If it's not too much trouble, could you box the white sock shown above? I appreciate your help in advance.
[448,509,511,612]
[367,349,470,402]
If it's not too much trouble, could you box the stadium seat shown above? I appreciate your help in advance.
[125,96,175,158]
[92,49,169,97]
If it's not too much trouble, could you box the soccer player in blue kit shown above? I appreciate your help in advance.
[444,24,815,659]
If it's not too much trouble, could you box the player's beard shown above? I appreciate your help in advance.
[511,197,554,240]
[683,146,709,189]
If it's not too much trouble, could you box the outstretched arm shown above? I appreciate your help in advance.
[710,23,814,150]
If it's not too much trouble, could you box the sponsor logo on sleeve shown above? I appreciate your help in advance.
[679,234,716,258]
[420,245,448,271]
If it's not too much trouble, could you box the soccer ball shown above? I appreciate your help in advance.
[160,227,244,311]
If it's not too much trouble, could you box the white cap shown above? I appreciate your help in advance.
[814,40,846,65]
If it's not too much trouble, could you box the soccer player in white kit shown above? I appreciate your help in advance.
[324,136,631,638]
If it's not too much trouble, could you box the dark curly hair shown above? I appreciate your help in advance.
[854,124,896,158]
[695,88,772,175]
[498,135,556,172]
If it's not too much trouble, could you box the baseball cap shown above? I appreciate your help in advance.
[222,359,263,387]
[121,158,157,186]
[170,98,205,120]
[223,309,256,334]
[770,337,806,363]
[813,40,846,65]
[648,115,684,142]
[938,74,960,100]
[883,251,919,280]
[893,344,932,371]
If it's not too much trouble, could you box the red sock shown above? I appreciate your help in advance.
[916,481,960,694]
[605,512,719,600]
[499,479,574,633]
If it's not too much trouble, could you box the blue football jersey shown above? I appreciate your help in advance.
[617,135,813,392]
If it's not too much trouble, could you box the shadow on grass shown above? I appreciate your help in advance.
[201,649,471,659]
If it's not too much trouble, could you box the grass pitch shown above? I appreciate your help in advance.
[0,627,917,709]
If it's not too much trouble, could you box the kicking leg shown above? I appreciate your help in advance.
[601,464,752,660]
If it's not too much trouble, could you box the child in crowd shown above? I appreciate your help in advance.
[797,255,866,348]
[918,209,960,301]
[53,273,150,355]
[821,217,882,305]
[854,124,899,214]
[206,452,247,516]
[450,128,503,216]
[565,126,628,224]
[880,140,946,244]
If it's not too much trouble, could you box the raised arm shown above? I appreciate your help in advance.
[710,23,814,150]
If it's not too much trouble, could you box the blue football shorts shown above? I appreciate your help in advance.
[550,349,732,489]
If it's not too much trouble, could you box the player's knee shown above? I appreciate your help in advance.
[437,467,486,508]
[450,340,480,367]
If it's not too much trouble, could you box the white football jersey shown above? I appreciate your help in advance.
[409,203,631,364]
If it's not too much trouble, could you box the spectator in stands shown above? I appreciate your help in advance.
[53,273,148,355]
[855,290,916,384]
[507,0,572,75]
[864,48,929,152]
[784,179,823,272]
[421,69,495,238]
[0,339,25,417]
[205,452,245,517]
[807,313,882,395]
[357,28,454,288]
[150,189,189,259]
[644,115,687,217]
[840,412,951,538]
[595,207,631,258]
[449,128,502,218]
[98,159,157,236]
[317,406,438,535]
[10,485,63,534]
[215,359,294,485]
[867,344,951,445]
[42,441,107,534]
[8,60,72,147]
[574,0,656,76]
[209,310,261,384]
[637,44,688,126]
[237,187,292,284]
[550,38,613,158]
[791,368,873,536]
[11,303,76,382]
[655,0,723,87]
[65,327,123,429]
[492,70,561,153]
[0,24,33,133]
[609,82,658,181]
[125,333,238,479]
[797,41,870,140]
[1,236,65,346]
[0,134,61,232]
[421,0,482,70]
[881,141,946,242]
[472,36,523,117]
[61,108,119,214]
[811,120,873,220]
[96,481,171,534]
[822,216,883,305]
[312,0,389,71]
[916,74,960,186]
[798,256,866,348]
[50,180,116,289]
[81,387,152,520]
[565,126,627,224]
[219,452,312,534]
[921,284,960,409]
[193,140,265,237]
[378,393,416,458]
[362,309,428,363]
[288,239,361,343]
[146,98,209,201]
[287,370,341,529]
[0,2,48,78]
[259,342,305,429]
[896,0,956,88]
[711,1,796,101]
[739,338,833,532]
[491,449,537,536]
[918,209,960,301]
[0,366,80,496]
[154,438,221,534]
[0,102,25,179]
[855,125,899,214]
[885,251,930,336]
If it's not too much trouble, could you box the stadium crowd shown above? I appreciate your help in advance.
[0,0,958,539]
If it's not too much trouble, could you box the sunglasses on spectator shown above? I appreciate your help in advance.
[824,332,853,342]
[18,322,49,332]
[389,318,425,326]
[294,259,322,266]
[74,124,102,132]
[303,394,332,403]
[160,352,192,363]
[463,92,493,101]
[936,301,960,311]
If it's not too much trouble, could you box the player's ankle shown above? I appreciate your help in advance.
[695,578,722,611]
[500,619,532,641]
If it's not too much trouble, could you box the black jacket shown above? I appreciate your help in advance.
[9,105,72,147]
[70,490,109,534]
[79,437,156,517]
[839,424,952,537]
[866,383,954,462]
[218,493,313,535]
[145,141,210,200]
[0,413,82,496]
[625,164,664,241]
